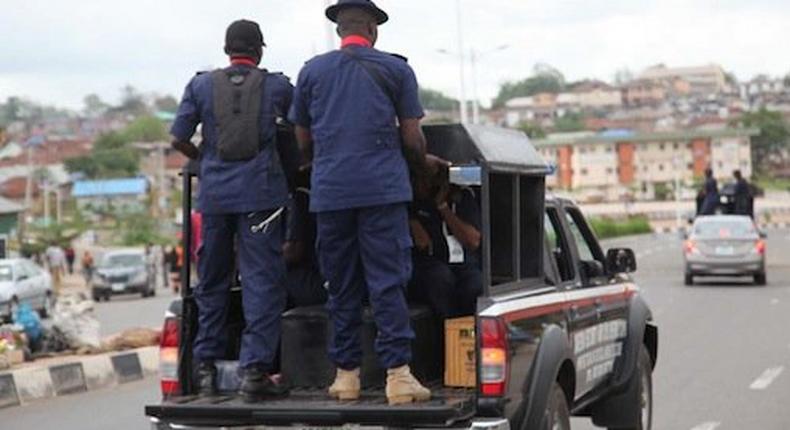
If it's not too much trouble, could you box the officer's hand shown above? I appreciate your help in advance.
[425,154,451,176]
[434,181,450,208]
[410,219,432,253]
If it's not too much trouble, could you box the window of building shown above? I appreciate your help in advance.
[659,143,666,151]
[673,143,679,150]
[606,168,614,175]
[579,147,587,154]
[658,164,665,171]
[687,163,694,170]
[580,168,588,176]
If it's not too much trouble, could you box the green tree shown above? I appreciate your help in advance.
[732,108,790,173]
[65,131,140,178]
[518,121,546,139]
[83,94,109,117]
[419,88,457,111]
[492,64,566,108]
[553,113,586,132]
[154,95,179,113]
[119,85,148,115]
[122,115,167,142]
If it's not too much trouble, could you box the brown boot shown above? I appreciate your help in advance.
[328,368,361,401]
[386,365,431,405]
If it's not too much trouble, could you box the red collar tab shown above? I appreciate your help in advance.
[230,56,257,67]
[341,35,372,48]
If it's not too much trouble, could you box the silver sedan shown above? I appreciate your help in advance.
[0,258,54,321]
[684,215,766,286]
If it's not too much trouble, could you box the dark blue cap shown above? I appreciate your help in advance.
[326,0,389,25]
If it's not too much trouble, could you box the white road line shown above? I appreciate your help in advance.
[690,421,721,430]
[770,298,780,305]
[749,366,785,390]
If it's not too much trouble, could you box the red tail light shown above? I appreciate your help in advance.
[479,317,508,397]
[160,316,180,396]
[755,240,766,255]
[684,240,698,255]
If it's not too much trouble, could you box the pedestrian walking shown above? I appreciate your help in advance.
[65,246,76,274]
[290,0,434,405]
[170,19,294,401]
[81,250,95,285]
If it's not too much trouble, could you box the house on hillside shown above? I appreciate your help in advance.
[72,178,149,215]
[0,196,24,238]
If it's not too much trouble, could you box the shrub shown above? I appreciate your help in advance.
[589,216,652,240]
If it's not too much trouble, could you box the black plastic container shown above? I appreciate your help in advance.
[281,305,442,389]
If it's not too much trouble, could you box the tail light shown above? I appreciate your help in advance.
[754,240,766,255]
[480,317,508,397]
[160,316,180,396]
[684,240,699,256]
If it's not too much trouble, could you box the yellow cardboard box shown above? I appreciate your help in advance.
[445,316,476,387]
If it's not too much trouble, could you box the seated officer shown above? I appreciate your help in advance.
[170,20,292,401]
[409,166,482,319]
[283,172,327,308]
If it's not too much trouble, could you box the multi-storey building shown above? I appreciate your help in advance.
[534,127,758,200]
[638,64,728,95]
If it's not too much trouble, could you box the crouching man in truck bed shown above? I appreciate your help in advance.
[410,164,483,319]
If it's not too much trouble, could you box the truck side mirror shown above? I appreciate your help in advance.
[606,248,637,274]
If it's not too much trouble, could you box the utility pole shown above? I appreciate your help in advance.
[469,45,509,125]
[324,0,335,51]
[673,155,682,230]
[455,0,468,125]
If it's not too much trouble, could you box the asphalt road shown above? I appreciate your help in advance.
[2,231,790,429]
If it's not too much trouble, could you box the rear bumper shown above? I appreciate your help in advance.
[149,417,509,430]
[685,258,764,276]
[93,281,148,294]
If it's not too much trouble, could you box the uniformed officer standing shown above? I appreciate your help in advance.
[289,0,432,405]
[171,19,292,401]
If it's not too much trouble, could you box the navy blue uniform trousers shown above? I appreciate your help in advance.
[316,203,414,370]
[193,211,286,370]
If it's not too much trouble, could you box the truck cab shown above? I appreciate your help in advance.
[146,124,657,430]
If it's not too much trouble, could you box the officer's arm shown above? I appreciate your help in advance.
[400,118,428,176]
[171,78,201,160]
[172,139,200,160]
[439,204,481,251]
[294,125,314,166]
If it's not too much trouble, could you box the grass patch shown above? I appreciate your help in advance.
[589,216,653,240]
[753,175,790,191]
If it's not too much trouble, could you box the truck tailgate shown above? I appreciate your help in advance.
[146,387,476,428]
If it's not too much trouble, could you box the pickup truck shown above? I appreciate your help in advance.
[146,124,658,430]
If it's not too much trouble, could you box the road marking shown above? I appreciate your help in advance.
[749,366,785,390]
[770,298,779,305]
[690,421,721,430]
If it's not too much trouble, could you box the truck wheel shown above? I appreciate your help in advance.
[754,272,766,286]
[609,346,653,430]
[684,274,693,286]
[545,382,571,430]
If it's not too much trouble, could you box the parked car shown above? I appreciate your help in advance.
[684,215,766,285]
[0,258,54,321]
[91,249,155,300]
[147,125,658,430]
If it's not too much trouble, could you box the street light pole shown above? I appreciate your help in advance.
[455,0,468,124]
[469,44,509,125]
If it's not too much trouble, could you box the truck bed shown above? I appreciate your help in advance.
[146,385,476,428]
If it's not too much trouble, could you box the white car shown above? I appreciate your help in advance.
[0,258,54,321]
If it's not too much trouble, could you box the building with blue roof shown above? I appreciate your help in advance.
[72,178,149,214]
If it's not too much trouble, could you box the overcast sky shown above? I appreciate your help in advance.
[1,0,788,110]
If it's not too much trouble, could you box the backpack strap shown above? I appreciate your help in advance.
[341,48,398,108]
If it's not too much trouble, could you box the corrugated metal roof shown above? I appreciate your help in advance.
[533,127,760,147]
[72,178,148,198]
[0,196,24,214]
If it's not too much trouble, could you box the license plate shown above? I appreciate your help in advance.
[112,283,126,292]
[715,246,735,256]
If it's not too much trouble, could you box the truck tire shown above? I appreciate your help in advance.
[684,274,693,286]
[609,346,652,430]
[544,382,571,430]
[754,272,766,286]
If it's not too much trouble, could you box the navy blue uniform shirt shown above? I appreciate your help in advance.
[171,65,293,214]
[289,42,424,212]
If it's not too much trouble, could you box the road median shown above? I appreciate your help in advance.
[0,345,157,409]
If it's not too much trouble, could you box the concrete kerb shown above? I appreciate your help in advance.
[0,346,158,410]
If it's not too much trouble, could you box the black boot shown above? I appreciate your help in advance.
[239,366,289,403]
[196,362,217,397]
